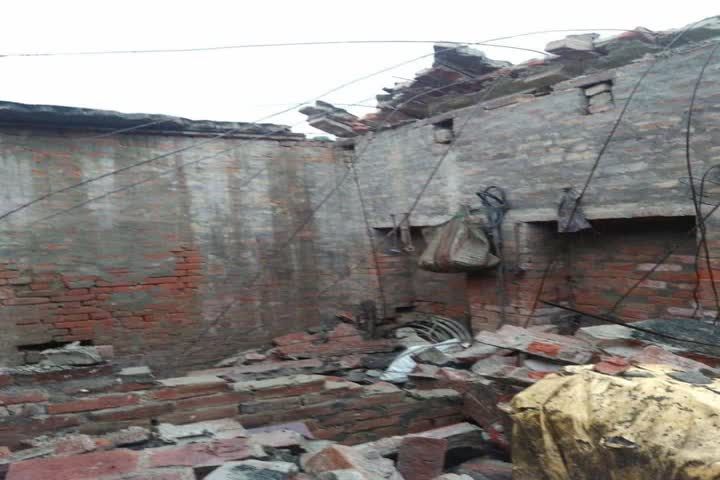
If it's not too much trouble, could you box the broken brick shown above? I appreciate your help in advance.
[396,436,448,480]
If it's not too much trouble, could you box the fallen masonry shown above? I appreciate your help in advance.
[2,316,720,479]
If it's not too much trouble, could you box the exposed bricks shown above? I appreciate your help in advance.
[48,394,140,414]
[0,389,48,405]
[7,449,140,480]
[89,403,175,423]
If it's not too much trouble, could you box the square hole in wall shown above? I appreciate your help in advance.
[581,80,614,114]
[433,118,454,144]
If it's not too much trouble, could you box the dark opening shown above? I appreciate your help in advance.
[571,215,694,235]
[17,339,94,351]
[433,118,455,144]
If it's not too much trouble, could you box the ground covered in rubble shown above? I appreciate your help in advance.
[2,313,719,479]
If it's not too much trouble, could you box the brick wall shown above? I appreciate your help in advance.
[467,217,699,333]
[352,42,720,330]
[0,132,376,373]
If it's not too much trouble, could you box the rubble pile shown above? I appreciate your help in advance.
[2,316,720,478]
[301,20,720,137]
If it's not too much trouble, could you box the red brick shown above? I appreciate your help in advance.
[0,374,14,387]
[158,405,239,424]
[345,416,399,433]
[51,294,95,302]
[0,389,48,405]
[396,436,448,480]
[48,394,140,414]
[4,297,49,305]
[89,402,174,422]
[175,392,248,410]
[7,449,139,480]
[147,438,258,468]
[54,320,95,329]
[144,277,181,285]
[152,381,229,400]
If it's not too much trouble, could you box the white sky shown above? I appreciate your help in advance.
[0,1,717,136]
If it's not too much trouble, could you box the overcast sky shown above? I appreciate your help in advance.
[0,1,717,135]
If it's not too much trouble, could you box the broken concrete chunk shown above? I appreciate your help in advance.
[357,422,484,457]
[545,33,599,55]
[118,366,155,384]
[158,423,213,444]
[584,82,611,96]
[452,343,501,364]
[103,426,151,447]
[159,419,247,444]
[471,355,516,377]
[433,43,511,76]
[39,342,102,366]
[205,459,298,479]
[631,345,718,375]
[414,347,453,366]
[300,101,360,138]
[248,429,305,448]
[305,445,403,479]
[475,325,596,364]
[407,389,461,401]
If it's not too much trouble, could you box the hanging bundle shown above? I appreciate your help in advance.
[418,207,500,273]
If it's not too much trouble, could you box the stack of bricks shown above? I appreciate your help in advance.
[0,359,464,449]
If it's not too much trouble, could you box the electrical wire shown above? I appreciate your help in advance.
[541,300,720,349]
[350,159,389,322]
[0,42,550,224]
[562,17,714,231]
[1,25,707,366]
[684,43,720,321]
[0,31,641,58]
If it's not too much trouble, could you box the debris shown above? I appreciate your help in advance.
[396,436,448,480]
[304,444,403,479]
[475,325,597,364]
[456,458,512,480]
[381,339,463,383]
[39,342,103,366]
[299,101,361,137]
[545,33,599,56]
[205,460,299,479]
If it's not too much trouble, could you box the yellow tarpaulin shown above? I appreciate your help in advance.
[511,366,720,480]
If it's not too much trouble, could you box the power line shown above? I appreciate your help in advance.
[684,43,720,320]
[542,300,720,349]
[0,25,698,366]
[0,31,638,58]
[0,41,550,224]
[171,49,529,363]
[563,17,715,231]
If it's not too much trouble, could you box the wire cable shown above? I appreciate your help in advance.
[0,42,551,224]
[542,300,720,349]
[0,31,640,58]
[562,17,715,230]
[684,43,720,320]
